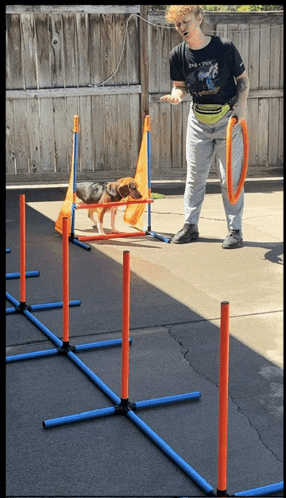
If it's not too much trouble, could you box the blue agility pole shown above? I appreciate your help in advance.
[43,406,116,428]
[75,337,132,352]
[23,309,63,347]
[127,409,216,496]
[6,271,40,280]
[30,300,81,312]
[134,392,201,410]
[71,116,79,242]
[6,348,59,363]
[66,350,121,405]
[69,116,91,251]
[5,291,81,315]
[234,481,284,496]
[145,117,171,243]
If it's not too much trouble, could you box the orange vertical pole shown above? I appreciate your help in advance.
[121,250,130,401]
[217,301,230,496]
[19,195,26,304]
[62,217,69,344]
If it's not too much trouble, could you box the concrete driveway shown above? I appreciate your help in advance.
[5,178,283,497]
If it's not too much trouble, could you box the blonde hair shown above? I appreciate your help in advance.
[165,5,204,24]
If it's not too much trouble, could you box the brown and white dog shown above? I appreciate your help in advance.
[76,177,142,234]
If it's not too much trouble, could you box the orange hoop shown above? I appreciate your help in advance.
[226,117,249,204]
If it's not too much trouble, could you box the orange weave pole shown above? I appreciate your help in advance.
[62,217,69,343]
[226,117,249,205]
[121,251,131,401]
[217,301,230,495]
[19,195,26,303]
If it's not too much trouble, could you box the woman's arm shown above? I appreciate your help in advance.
[160,81,188,105]
[231,70,250,124]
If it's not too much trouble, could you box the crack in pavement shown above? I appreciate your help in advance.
[166,327,283,465]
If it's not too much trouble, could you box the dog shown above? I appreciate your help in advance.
[76,178,142,234]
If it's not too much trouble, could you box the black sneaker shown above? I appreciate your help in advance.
[172,223,199,244]
[222,229,243,249]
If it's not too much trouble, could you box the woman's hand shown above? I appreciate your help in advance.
[160,81,188,105]
[230,104,244,126]
[160,95,182,105]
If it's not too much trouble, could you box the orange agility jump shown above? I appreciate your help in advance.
[55,115,171,250]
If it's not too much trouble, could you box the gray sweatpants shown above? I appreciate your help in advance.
[184,105,244,230]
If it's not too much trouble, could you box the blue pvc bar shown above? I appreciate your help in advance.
[71,237,91,251]
[30,300,81,312]
[43,406,116,428]
[127,409,215,496]
[66,351,121,405]
[6,248,11,253]
[149,231,172,244]
[147,129,152,231]
[75,337,132,352]
[234,481,284,496]
[6,270,40,279]
[6,308,17,315]
[5,292,80,314]
[6,292,20,307]
[135,392,201,410]
[6,348,59,363]
[23,309,63,348]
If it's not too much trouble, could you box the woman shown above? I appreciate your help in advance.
[161,5,249,248]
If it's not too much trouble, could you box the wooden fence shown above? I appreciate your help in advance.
[6,6,283,184]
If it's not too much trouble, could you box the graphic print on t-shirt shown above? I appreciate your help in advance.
[189,60,220,97]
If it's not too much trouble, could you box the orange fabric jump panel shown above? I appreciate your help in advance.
[124,116,150,229]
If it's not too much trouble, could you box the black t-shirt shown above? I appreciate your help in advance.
[169,36,245,105]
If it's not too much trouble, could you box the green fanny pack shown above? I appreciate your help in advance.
[193,103,230,124]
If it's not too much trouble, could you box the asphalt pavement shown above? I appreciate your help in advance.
[5,178,283,497]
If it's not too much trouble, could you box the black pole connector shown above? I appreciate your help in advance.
[15,302,31,313]
[57,341,76,356]
[114,399,136,415]
[207,490,217,497]
[216,489,229,496]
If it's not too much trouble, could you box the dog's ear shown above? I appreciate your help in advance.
[128,181,138,190]
[106,182,118,197]
[118,183,130,198]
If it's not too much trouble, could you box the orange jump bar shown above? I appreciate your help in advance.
[78,231,146,242]
[76,199,153,210]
